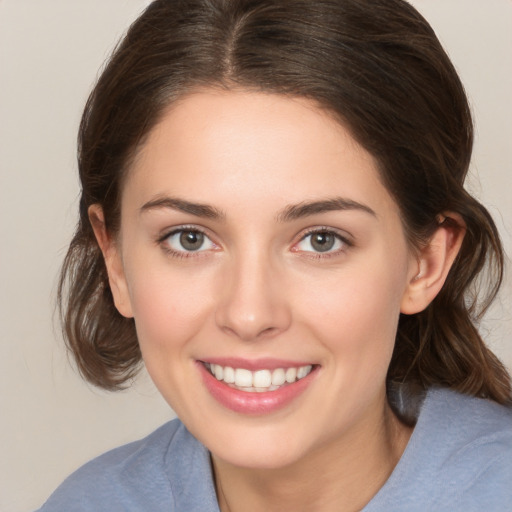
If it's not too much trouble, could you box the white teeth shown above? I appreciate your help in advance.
[234,368,253,387]
[285,367,297,383]
[213,364,223,381]
[297,365,312,379]
[253,369,272,388]
[272,368,286,386]
[223,366,235,384]
[206,363,314,391]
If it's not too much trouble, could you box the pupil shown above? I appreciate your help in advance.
[180,231,204,251]
[312,232,335,252]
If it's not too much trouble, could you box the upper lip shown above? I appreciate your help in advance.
[198,357,316,371]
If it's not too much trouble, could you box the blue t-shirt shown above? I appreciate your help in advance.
[37,388,512,511]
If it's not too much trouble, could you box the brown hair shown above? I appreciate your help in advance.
[58,0,511,401]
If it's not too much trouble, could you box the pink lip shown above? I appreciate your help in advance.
[201,357,313,371]
[197,361,318,415]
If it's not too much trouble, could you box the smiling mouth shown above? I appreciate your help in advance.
[203,362,314,393]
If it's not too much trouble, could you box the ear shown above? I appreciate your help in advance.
[400,213,466,315]
[88,205,134,318]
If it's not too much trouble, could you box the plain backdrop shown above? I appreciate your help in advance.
[0,1,510,510]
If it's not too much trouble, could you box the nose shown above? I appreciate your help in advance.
[214,250,292,341]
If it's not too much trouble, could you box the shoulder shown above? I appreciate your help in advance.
[424,386,512,438]
[368,387,512,511]
[36,418,217,512]
[420,388,512,510]
[422,387,512,462]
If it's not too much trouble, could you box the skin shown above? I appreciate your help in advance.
[91,89,464,511]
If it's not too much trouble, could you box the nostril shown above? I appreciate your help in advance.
[219,324,278,342]
[214,272,292,341]
[258,326,278,338]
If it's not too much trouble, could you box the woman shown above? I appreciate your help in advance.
[38,0,512,510]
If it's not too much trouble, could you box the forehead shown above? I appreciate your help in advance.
[124,89,397,218]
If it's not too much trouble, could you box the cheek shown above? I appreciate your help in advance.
[125,261,215,354]
[297,250,410,363]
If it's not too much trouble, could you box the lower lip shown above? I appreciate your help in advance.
[197,362,317,415]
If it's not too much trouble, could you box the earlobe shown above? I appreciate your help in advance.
[88,205,134,318]
[400,214,465,315]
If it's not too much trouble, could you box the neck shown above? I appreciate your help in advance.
[212,401,412,512]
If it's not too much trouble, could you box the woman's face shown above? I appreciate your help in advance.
[109,90,419,469]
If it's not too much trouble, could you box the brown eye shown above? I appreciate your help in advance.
[310,232,336,252]
[179,230,204,251]
[295,230,348,255]
[162,228,215,254]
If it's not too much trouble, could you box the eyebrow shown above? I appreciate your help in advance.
[276,197,376,222]
[140,195,376,222]
[140,196,226,220]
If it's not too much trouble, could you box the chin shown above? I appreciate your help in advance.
[213,444,308,471]
[201,419,319,471]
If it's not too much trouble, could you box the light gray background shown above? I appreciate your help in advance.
[0,1,510,511]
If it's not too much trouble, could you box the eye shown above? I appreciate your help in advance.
[295,230,348,254]
[162,228,216,254]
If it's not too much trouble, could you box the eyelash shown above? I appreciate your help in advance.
[157,225,216,259]
[293,227,353,259]
[157,226,353,260]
